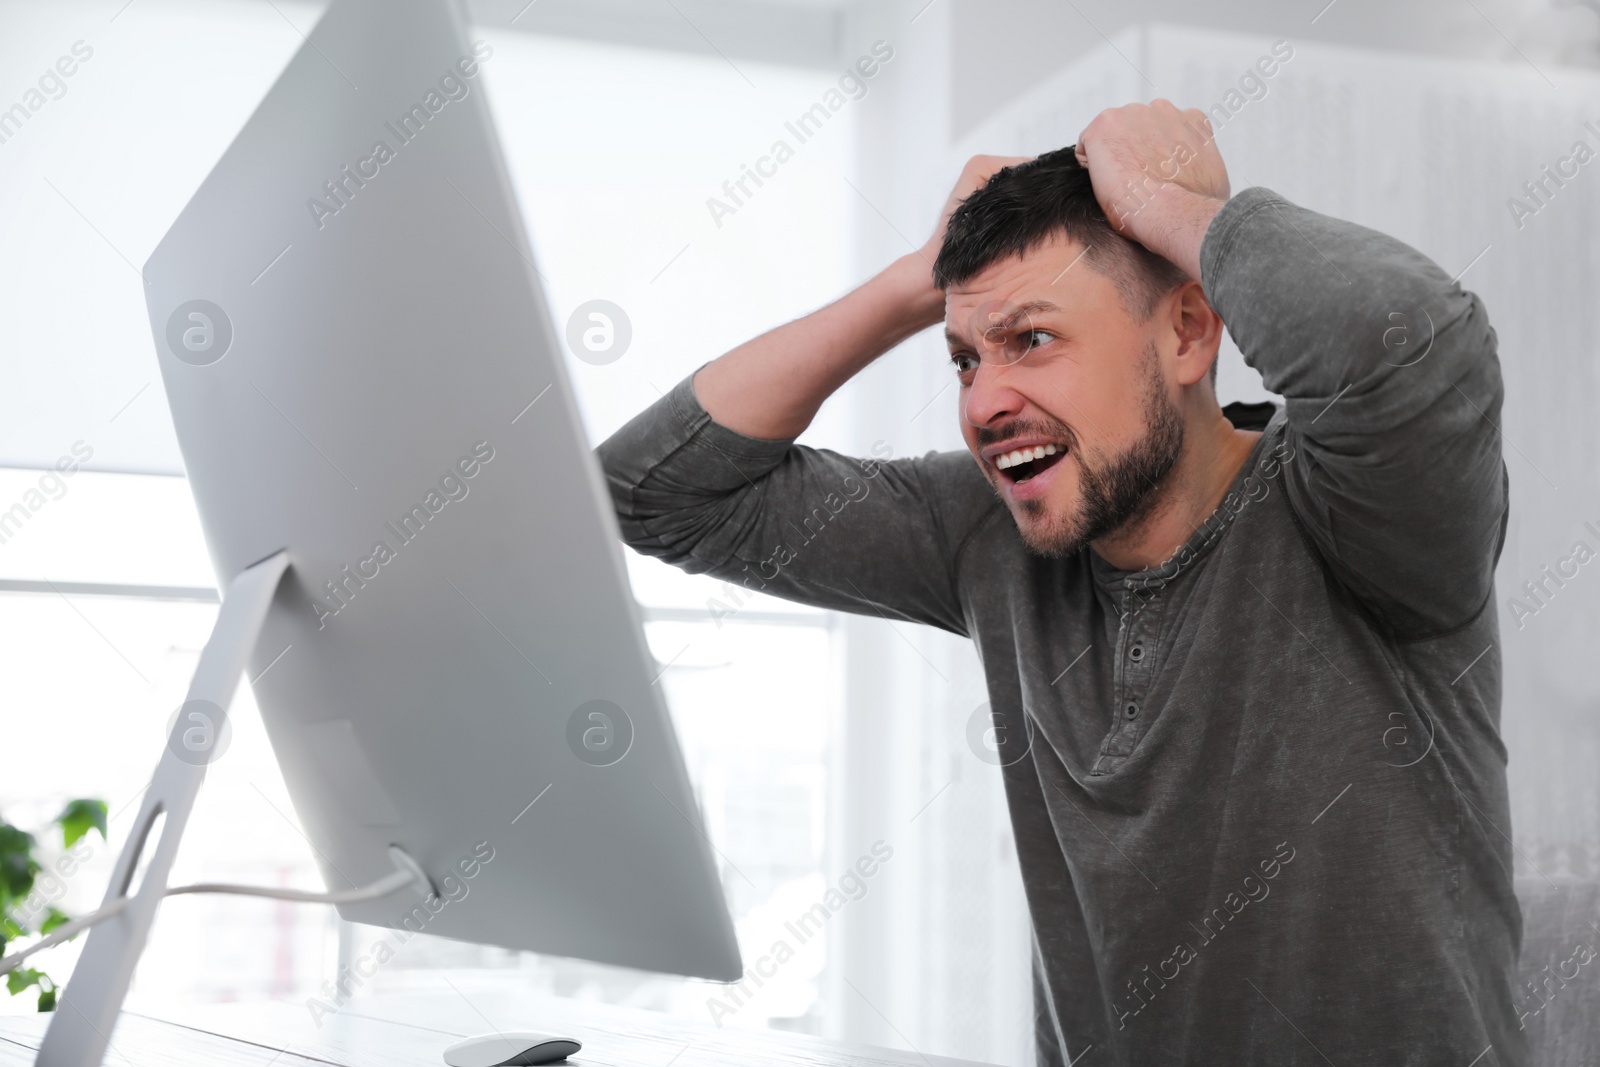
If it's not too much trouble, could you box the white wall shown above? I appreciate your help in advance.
[944,0,1600,140]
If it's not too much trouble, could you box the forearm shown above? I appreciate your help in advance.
[1133,182,1225,283]
[692,252,945,439]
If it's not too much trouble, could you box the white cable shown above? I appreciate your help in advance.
[0,898,129,976]
[0,851,429,976]
[164,866,417,905]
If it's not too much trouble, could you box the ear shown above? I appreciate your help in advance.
[1167,280,1223,388]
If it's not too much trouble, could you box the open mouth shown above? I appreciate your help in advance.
[993,444,1068,484]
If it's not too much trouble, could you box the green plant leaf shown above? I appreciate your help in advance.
[0,822,40,903]
[6,967,43,996]
[5,969,57,1012]
[57,800,108,848]
[40,907,70,935]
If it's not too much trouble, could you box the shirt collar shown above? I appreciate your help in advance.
[1088,406,1286,594]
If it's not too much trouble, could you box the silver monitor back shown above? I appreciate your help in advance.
[141,0,741,981]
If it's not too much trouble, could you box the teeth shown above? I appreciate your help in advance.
[994,444,1061,470]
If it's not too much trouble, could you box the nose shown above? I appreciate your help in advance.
[962,361,1025,429]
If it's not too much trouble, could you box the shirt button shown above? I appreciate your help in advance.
[1124,701,1139,719]
[1129,645,1144,662]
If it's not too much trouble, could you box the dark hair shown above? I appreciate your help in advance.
[932,146,1191,324]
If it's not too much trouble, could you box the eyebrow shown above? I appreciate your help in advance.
[945,299,1065,346]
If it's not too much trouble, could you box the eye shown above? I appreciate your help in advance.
[1022,329,1055,350]
[950,352,979,377]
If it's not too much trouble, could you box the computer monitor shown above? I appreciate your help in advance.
[138,0,740,981]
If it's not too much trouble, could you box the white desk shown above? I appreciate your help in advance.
[0,989,1000,1067]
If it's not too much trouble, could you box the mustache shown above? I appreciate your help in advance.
[974,416,1078,451]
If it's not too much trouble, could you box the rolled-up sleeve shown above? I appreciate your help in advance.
[1200,187,1510,638]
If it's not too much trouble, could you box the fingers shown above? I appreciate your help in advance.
[1071,99,1231,251]
[923,154,1032,261]
[1080,100,1214,146]
[943,154,1029,215]
[961,153,1030,189]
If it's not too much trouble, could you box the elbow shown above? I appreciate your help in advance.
[1378,273,1493,372]
[1343,280,1501,419]
[605,477,751,575]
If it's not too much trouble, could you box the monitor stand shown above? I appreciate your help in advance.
[37,550,291,1067]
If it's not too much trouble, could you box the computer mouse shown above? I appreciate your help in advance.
[442,1031,583,1066]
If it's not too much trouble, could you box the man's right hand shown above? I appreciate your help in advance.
[917,154,1031,276]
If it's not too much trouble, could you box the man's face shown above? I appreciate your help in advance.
[944,233,1185,559]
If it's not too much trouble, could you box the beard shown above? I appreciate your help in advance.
[994,341,1185,560]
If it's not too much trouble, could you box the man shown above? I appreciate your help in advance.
[598,101,1517,1064]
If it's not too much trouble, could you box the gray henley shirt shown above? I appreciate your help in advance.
[595,186,1519,1066]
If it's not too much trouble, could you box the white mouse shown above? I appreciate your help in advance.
[442,1031,582,1066]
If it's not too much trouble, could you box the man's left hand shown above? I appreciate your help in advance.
[1075,99,1231,281]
